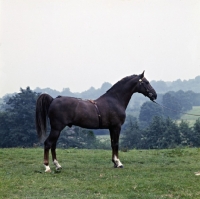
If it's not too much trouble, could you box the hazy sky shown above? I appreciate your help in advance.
[1,0,200,97]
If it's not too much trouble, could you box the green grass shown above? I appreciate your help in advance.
[178,106,200,126]
[1,148,200,198]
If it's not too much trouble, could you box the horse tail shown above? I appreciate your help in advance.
[35,94,54,140]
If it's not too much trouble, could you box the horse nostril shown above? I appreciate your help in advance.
[149,93,153,97]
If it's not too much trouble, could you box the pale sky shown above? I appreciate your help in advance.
[1,0,200,97]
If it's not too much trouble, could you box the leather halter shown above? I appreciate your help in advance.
[88,100,102,128]
[139,77,155,98]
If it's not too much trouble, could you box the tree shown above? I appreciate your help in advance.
[0,112,10,147]
[0,87,40,147]
[175,90,193,111]
[139,101,164,126]
[144,116,166,149]
[58,126,99,149]
[179,120,193,146]
[144,116,180,149]
[161,117,181,148]
[162,92,181,119]
[121,116,143,149]
[191,118,200,147]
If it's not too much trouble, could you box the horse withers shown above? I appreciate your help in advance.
[35,71,157,172]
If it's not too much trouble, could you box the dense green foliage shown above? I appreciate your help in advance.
[162,90,195,119]
[58,126,107,149]
[139,101,164,126]
[139,90,200,125]
[121,116,200,149]
[1,148,200,198]
[0,87,40,147]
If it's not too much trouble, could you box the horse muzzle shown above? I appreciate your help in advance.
[148,92,157,101]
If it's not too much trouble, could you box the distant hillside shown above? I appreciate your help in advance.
[34,75,200,98]
[1,75,200,112]
[33,75,200,111]
[34,82,112,99]
[34,81,149,112]
[151,75,200,93]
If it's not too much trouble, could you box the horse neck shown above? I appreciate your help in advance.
[107,81,138,109]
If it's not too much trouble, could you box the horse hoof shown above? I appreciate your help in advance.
[56,167,62,171]
[45,169,51,173]
[195,172,200,176]
[113,165,124,168]
[44,164,51,173]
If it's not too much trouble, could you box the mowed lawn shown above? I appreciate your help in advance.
[1,148,200,199]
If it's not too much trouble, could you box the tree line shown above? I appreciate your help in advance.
[139,90,200,126]
[0,87,200,149]
[121,115,200,149]
[151,75,200,93]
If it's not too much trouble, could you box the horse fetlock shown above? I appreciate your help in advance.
[53,159,62,170]
[44,164,51,172]
[112,155,123,168]
[113,161,124,168]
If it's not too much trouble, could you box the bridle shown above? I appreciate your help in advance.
[139,77,155,100]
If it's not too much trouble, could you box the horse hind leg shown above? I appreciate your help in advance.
[51,142,62,171]
[43,128,62,172]
[44,138,51,172]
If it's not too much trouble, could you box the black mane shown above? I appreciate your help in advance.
[106,75,137,93]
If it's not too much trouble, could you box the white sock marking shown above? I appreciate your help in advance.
[114,155,123,167]
[53,159,62,170]
[44,165,51,172]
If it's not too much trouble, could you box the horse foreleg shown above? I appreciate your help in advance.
[110,126,123,168]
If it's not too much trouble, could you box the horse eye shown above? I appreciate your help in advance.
[146,81,149,84]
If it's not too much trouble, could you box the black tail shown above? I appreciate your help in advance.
[35,94,53,140]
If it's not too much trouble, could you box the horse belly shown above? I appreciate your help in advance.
[73,111,99,129]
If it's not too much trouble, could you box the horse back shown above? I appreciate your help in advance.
[48,97,100,129]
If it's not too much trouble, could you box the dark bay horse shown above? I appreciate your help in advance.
[35,71,157,172]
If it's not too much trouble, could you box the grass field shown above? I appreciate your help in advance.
[178,106,200,126]
[1,148,200,198]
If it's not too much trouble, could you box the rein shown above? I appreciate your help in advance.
[153,101,200,117]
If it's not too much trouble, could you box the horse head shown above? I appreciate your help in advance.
[137,71,157,101]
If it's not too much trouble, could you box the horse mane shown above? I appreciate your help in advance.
[106,75,138,93]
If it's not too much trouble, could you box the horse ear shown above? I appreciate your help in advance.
[139,71,145,79]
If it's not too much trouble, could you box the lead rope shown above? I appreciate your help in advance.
[152,101,200,117]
